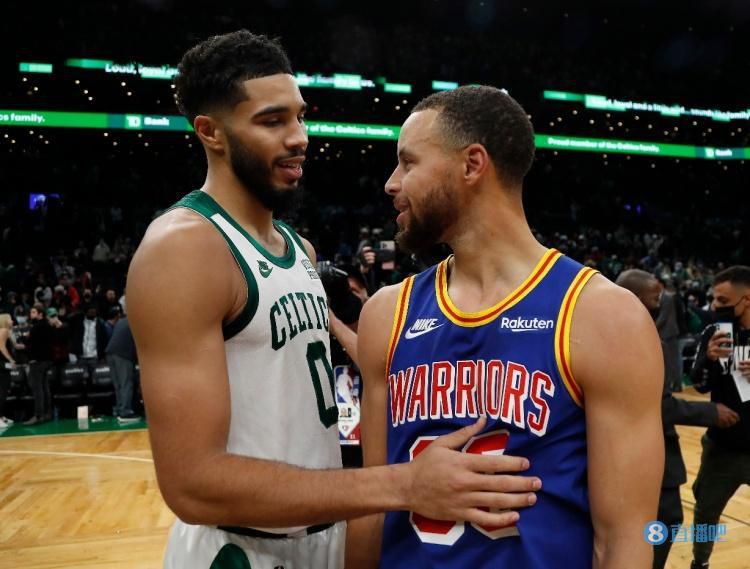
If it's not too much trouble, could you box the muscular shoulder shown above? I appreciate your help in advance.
[133,208,227,264]
[569,274,661,390]
[127,208,237,331]
[361,283,402,326]
[573,274,653,338]
[357,283,403,366]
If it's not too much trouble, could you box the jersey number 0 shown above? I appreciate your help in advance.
[306,340,338,428]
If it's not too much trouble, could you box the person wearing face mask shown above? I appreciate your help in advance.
[689,265,750,569]
[616,270,739,569]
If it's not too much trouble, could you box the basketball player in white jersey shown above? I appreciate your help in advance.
[127,31,541,569]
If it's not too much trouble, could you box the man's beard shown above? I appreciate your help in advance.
[225,129,303,216]
[395,180,458,256]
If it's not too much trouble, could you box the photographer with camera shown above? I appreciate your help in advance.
[317,259,368,468]
[356,232,397,298]
[688,266,750,569]
[317,261,362,366]
[616,269,739,569]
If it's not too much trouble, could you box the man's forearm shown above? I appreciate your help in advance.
[330,316,359,366]
[662,396,717,427]
[163,452,410,527]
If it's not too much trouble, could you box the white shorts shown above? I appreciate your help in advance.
[164,519,346,569]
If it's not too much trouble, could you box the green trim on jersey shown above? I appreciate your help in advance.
[209,543,252,569]
[275,219,310,261]
[169,191,260,341]
[182,190,296,268]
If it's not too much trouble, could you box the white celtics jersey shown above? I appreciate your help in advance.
[172,190,341,531]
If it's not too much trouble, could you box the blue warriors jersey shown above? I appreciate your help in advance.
[381,249,598,569]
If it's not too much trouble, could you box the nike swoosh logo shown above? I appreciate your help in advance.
[259,266,273,278]
[404,323,444,339]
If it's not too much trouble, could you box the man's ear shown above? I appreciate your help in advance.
[463,143,490,186]
[194,115,226,153]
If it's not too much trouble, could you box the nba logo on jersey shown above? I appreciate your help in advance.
[380,250,598,569]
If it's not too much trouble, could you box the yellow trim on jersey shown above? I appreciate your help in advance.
[434,249,562,328]
[385,276,415,379]
[554,267,598,408]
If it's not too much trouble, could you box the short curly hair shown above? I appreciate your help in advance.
[174,30,293,124]
[412,86,535,188]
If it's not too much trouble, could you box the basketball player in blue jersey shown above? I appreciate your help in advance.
[128,32,540,569]
[347,86,665,568]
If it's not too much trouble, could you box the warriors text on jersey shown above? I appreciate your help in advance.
[381,249,597,569]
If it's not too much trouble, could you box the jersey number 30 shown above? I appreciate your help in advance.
[409,430,519,545]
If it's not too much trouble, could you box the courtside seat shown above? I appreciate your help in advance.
[88,364,115,415]
[6,365,34,421]
[53,363,87,418]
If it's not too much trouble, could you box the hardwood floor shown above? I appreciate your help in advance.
[666,389,750,569]
[0,430,174,569]
[0,389,747,568]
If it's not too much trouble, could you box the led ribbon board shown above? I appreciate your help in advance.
[0,110,191,131]
[22,60,458,93]
[0,110,400,140]
[19,62,53,74]
[1,109,746,156]
[295,73,375,90]
[65,58,178,80]
[543,90,750,122]
[535,135,748,160]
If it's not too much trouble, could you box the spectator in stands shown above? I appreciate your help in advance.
[47,307,70,372]
[33,273,52,306]
[58,272,80,308]
[75,269,92,296]
[52,254,75,281]
[105,315,139,422]
[616,269,739,569]
[356,243,379,296]
[111,236,132,265]
[24,303,54,425]
[689,266,750,569]
[0,313,18,427]
[70,304,108,380]
[72,240,89,263]
[655,279,689,393]
[98,288,122,319]
[81,288,94,308]
[56,303,70,322]
[1,290,19,315]
[11,309,30,367]
[92,237,111,264]
[104,305,122,341]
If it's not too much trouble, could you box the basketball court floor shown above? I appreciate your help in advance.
[1,390,748,569]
